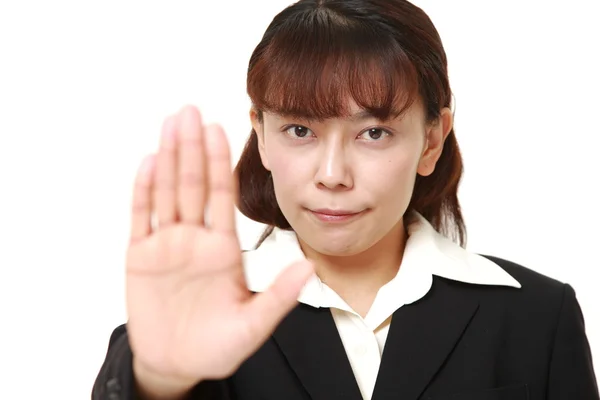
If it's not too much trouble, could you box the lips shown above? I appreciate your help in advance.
[310,208,360,216]
[308,208,366,223]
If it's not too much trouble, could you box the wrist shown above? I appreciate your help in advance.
[133,357,198,400]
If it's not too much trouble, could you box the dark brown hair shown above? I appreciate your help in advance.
[234,0,466,248]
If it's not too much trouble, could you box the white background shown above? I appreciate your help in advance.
[1,1,599,398]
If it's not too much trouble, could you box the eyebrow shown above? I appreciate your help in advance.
[348,110,377,122]
[348,110,403,123]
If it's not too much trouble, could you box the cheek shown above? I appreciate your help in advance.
[266,149,308,208]
[362,153,420,206]
[269,152,299,185]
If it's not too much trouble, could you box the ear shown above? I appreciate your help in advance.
[250,108,270,171]
[417,107,453,177]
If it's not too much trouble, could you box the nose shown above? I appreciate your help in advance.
[314,141,353,190]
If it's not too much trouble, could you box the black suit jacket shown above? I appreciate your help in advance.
[92,256,599,399]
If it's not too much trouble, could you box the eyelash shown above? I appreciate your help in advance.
[281,124,393,141]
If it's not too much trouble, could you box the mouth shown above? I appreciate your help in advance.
[307,208,366,223]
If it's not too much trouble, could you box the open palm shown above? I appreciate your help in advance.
[125,106,313,386]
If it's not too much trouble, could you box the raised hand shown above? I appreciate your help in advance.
[125,106,313,397]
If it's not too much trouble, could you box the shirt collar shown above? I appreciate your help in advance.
[243,211,521,315]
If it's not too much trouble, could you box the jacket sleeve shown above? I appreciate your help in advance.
[547,284,599,400]
[91,324,234,400]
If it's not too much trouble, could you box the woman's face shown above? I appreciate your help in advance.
[252,99,452,257]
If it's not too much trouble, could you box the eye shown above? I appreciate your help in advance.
[283,125,314,139]
[358,128,391,141]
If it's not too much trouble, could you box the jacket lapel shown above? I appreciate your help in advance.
[372,277,480,400]
[272,304,363,400]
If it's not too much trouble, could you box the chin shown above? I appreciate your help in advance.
[314,245,365,257]
[302,229,373,257]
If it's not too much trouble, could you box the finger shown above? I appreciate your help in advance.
[177,105,206,224]
[243,260,314,344]
[154,115,178,227]
[204,124,236,233]
[130,154,156,242]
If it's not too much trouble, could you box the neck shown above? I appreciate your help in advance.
[299,219,408,317]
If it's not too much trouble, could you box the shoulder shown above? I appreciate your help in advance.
[481,254,567,294]
[460,254,576,327]
[470,255,597,388]
[431,253,574,331]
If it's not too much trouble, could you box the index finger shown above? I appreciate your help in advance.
[130,154,156,242]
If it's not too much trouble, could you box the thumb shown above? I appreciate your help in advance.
[243,260,314,343]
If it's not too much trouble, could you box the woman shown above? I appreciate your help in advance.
[92,0,599,399]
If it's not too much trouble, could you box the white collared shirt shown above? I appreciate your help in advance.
[243,212,521,400]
